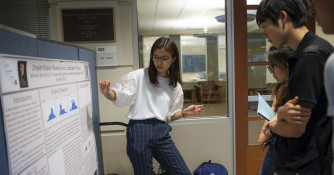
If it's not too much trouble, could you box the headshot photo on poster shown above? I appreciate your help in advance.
[18,61,28,88]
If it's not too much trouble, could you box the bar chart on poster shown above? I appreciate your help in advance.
[0,54,98,175]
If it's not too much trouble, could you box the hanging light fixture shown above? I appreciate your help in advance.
[215,14,256,23]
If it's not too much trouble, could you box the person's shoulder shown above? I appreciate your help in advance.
[303,44,333,59]
[129,68,145,76]
[131,68,145,73]
[310,34,334,50]
[175,82,183,91]
[328,53,334,63]
[172,83,183,96]
[325,53,334,69]
[121,68,144,82]
[176,82,182,88]
[302,34,334,58]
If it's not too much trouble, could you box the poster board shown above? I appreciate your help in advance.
[0,54,98,175]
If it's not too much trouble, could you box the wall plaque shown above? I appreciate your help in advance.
[62,8,115,43]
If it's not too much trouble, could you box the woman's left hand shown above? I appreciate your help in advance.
[183,104,204,115]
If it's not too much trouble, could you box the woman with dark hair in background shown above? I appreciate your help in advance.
[258,46,293,175]
[99,37,203,175]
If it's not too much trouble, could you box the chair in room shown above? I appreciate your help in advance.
[194,80,222,103]
[248,83,275,96]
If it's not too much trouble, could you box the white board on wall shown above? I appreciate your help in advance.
[0,54,98,175]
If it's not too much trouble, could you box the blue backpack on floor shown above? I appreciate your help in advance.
[193,160,228,175]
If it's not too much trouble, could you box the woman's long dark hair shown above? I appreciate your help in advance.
[267,45,294,104]
[148,37,182,87]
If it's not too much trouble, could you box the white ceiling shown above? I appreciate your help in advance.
[137,0,262,35]
[137,0,225,35]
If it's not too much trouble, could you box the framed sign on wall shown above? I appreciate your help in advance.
[62,8,115,43]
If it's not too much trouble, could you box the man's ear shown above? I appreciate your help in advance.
[279,11,289,30]
[280,10,288,23]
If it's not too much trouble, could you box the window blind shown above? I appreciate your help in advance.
[0,0,50,39]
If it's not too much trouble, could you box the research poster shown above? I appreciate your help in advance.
[0,54,98,175]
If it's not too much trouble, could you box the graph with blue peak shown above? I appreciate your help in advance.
[59,104,67,115]
[47,108,56,121]
[70,100,78,111]
[43,95,79,127]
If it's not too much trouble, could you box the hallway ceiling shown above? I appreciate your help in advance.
[137,0,262,35]
[137,0,225,35]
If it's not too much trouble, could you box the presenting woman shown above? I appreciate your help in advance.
[99,37,204,175]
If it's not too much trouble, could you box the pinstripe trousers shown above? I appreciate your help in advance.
[126,118,191,175]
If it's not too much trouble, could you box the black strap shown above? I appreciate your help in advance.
[99,122,128,127]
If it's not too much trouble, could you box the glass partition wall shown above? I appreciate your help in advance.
[137,0,228,118]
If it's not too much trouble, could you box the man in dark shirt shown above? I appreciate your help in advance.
[256,0,333,174]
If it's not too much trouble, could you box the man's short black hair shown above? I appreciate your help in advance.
[256,0,308,28]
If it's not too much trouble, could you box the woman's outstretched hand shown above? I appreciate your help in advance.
[99,80,111,96]
[183,104,204,115]
[99,80,117,101]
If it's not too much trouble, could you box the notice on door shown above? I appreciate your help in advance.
[0,54,98,175]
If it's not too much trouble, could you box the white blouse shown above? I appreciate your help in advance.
[112,68,184,122]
